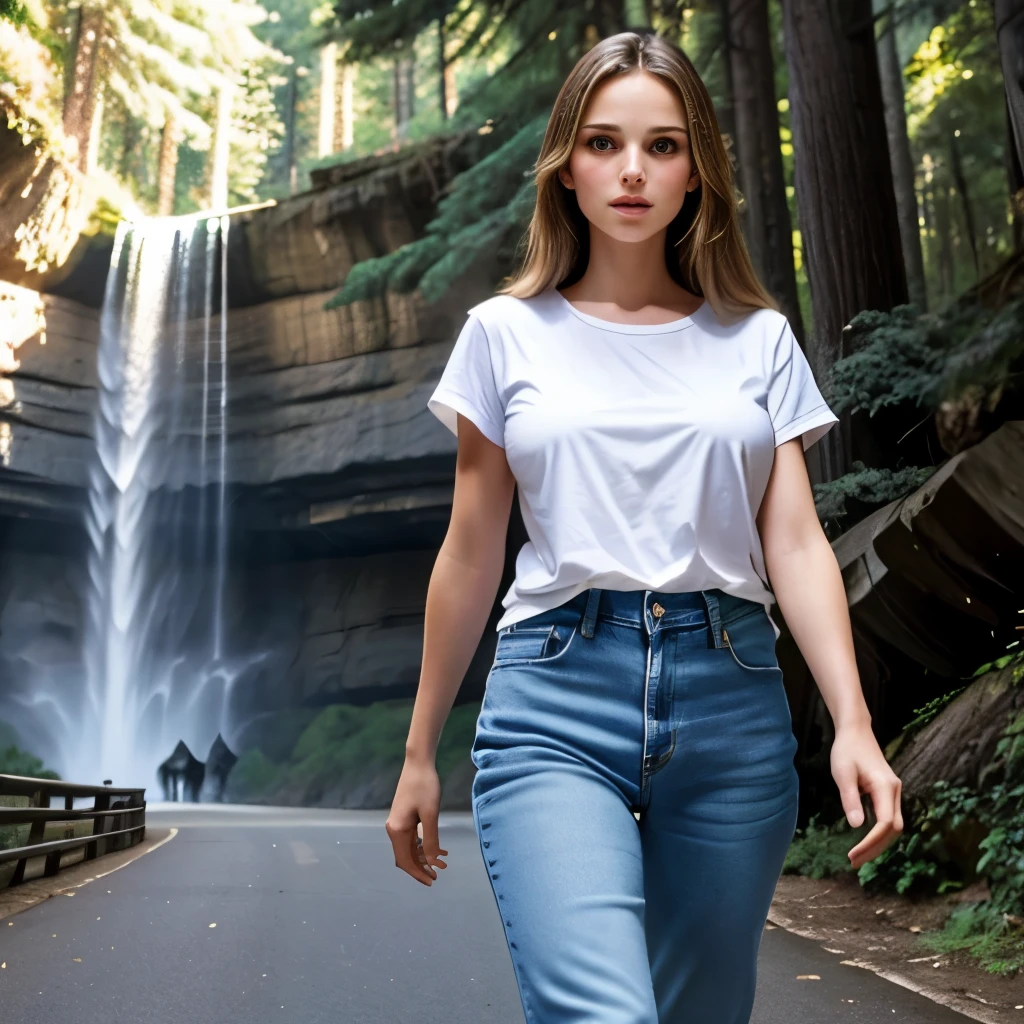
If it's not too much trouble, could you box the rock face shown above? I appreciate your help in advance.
[0,135,506,801]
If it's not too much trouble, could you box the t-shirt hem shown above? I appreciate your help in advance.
[428,389,505,448]
[774,404,839,450]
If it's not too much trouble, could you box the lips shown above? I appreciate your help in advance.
[610,196,651,207]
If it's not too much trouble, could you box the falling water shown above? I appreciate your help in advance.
[59,213,239,789]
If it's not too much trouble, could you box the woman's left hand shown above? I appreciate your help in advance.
[830,721,904,869]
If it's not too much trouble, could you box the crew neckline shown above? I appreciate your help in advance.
[553,288,706,334]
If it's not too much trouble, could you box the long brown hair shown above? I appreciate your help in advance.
[496,31,778,323]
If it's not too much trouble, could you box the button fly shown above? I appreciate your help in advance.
[651,602,665,618]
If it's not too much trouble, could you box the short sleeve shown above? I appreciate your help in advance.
[766,318,839,451]
[427,312,506,448]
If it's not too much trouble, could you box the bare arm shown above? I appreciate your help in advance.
[756,438,902,868]
[404,412,516,763]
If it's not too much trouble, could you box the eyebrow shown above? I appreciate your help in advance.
[580,123,689,134]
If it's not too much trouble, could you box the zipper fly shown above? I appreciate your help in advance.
[641,605,652,795]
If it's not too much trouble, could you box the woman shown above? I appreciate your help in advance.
[386,30,903,1024]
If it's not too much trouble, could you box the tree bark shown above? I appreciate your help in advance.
[62,4,105,173]
[932,178,956,296]
[1006,92,1024,251]
[781,0,909,481]
[874,0,928,311]
[727,0,804,339]
[438,19,449,121]
[318,42,337,159]
[282,67,297,195]
[156,111,179,217]
[949,131,980,279]
[995,0,1024,174]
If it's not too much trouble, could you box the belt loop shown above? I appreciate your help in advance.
[580,587,602,638]
[700,590,723,648]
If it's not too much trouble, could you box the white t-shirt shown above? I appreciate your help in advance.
[427,288,838,639]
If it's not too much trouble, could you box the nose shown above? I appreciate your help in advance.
[620,147,645,184]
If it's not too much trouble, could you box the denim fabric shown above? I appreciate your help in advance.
[470,587,800,1024]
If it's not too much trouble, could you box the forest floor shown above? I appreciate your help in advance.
[769,873,1023,1023]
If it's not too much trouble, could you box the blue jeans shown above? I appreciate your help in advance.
[470,587,800,1024]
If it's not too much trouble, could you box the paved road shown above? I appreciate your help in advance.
[0,804,975,1023]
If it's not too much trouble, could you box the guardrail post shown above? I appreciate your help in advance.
[10,788,47,885]
[86,791,111,861]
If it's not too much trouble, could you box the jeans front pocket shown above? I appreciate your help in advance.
[492,618,580,669]
[721,608,778,672]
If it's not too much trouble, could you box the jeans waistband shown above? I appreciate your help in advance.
[561,587,764,646]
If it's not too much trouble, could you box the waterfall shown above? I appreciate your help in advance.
[62,213,238,790]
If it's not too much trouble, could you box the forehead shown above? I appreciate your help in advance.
[583,71,686,124]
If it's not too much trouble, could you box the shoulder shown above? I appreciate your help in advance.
[465,291,558,332]
[720,304,790,340]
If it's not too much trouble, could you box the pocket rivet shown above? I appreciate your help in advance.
[722,628,730,645]
[651,602,665,618]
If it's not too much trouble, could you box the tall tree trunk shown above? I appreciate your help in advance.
[949,131,980,279]
[318,41,337,158]
[1006,92,1024,251]
[728,0,804,340]
[85,84,104,176]
[157,111,180,216]
[874,0,928,311]
[932,180,955,296]
[209,82,233,212]
[781,0,909,482]
[717,2,738,170]
[62,4,105,173]
[995,0,1024,174]
[282,66,297,195]
[438,19,449,121]
[119,110,137,181]
[339,63,355,151]
[393,54,414,143]
[335,61,356,150]
[404,53,415,122]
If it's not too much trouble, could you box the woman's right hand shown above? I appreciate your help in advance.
[384,756,449,886]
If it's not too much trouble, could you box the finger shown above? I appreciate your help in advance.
[420,815,448,870]
[387,823,438,885]
[410,829,438,880]
[832,760,865,828]
[849,778,900,862]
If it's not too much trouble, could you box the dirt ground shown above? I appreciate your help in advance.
[768,873,1024,1022]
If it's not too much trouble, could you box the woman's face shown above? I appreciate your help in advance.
[558,70,699,244]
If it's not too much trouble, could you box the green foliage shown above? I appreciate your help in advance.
[0,0,28,25]
[811,460,937,520]
[828,298,1024,420]
[901,684,969,735]
[226,698,480,804]
[918,900,1024,976]
[858,774,1024,975]
[325,114,546,308]
[0,744,60,781]
[904,2,1016,292]
[787,657,1024,975]
[782,812,867,879]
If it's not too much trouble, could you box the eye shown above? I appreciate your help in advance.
[585,136,678,154]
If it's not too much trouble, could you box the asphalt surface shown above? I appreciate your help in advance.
[0,803,977,1024]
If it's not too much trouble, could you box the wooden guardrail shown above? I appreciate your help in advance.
[0,774,146,887]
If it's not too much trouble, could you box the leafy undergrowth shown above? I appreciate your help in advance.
[784,651,1024,977]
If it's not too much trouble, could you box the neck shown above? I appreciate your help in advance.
[570,224,685,310]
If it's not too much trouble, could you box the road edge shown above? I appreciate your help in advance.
[766,906,1005,1024]
[0,827,178,922]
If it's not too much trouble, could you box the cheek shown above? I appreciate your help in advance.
[569,156,607,208]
